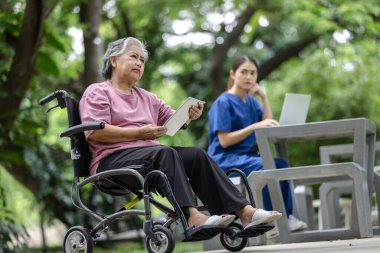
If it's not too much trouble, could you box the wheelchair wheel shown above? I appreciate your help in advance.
[145,225,175,253]
[63,226,93,253]
[220,222,247,252]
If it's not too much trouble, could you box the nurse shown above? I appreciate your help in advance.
[208,55,307,232]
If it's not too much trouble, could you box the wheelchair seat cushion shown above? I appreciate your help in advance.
[95,158,160,196]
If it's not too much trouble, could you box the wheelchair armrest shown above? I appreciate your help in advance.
[60,122,105,138]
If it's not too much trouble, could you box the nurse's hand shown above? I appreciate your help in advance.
[253,119,278,129]
[248,83,266,98]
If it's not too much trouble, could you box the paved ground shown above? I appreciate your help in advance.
[194,237,380,253]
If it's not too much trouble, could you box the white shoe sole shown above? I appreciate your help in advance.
[246,209,282,229]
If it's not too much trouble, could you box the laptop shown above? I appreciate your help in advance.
[279,93,311,125]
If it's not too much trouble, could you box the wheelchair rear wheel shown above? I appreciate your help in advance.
[145,225,175,253]
[63,226,93,253]
[220,222,247,252]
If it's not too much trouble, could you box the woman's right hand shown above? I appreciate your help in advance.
[252,118,278,130]
[248,83,266,98]
[139,124,167,139]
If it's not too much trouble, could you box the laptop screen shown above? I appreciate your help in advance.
[279,93,311,125]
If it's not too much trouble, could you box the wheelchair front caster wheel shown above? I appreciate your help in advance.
[220,222,247,252]
[63,226,93,253]
[146,225,175,253]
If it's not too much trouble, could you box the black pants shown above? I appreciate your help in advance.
[97,145,249,215]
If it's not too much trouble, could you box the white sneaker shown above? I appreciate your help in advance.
[287,215,308,232]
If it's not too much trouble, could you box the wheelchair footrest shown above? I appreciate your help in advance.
[234,223,274,238]
[181,225,228,242]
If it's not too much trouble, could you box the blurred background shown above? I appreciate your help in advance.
[1,0,379,252]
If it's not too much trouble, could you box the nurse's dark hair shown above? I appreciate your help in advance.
[227,55,259,90]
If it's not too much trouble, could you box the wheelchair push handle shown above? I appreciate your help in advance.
[39,90,69,108]
[39,92,56,106]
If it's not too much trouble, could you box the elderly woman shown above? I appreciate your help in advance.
[79,37,281,230]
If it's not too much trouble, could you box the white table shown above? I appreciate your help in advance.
[250,118,377,243]
[319,142,380,231]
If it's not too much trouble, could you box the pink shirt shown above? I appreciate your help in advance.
[79,80,175,175]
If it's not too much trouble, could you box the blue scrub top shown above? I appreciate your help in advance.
[208,92,264,172]
[208,92,291,214]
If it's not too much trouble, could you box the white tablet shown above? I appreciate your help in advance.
[164,97,205,136]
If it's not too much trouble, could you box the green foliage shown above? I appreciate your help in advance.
[0,170,29,253]
[0,211,29,253]
[0,168,38,226]
[266,37,380,166]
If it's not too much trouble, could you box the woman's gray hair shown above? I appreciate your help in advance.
[101,37,149,80]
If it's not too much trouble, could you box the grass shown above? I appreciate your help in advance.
[27,241,202,253]
[93,241,202,253]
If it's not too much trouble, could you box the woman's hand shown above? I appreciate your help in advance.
[248,83,266,98]
[189,102,204,121]
[251,118,278,130]
[139,124,167,139]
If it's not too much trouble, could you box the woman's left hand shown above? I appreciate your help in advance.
[189,102,204,121]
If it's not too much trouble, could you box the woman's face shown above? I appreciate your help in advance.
[230,60,258,92]
[111,45,146,84]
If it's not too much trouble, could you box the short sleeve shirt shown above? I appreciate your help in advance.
[79,80,175,175]
[207,92,263,170]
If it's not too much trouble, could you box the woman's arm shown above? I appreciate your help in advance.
[216,84,278,149]
[217,118,277,148]
[218,126,254,148]
[88,124,167,143]
[249,84,272,120]
[260,93,273,120]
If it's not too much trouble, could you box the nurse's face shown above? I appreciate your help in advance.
[230,61,258,92]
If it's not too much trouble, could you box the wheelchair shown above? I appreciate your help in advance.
[40,90,274,253]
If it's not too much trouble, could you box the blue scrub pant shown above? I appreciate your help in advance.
[238,158,293,218]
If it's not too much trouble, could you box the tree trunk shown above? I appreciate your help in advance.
[258,35,320,81]
[0,0,48,130]
[0,0,57,189]
[79,0,103,91]
[0,0,74,226]
[208,7,321,99]
[209,6,257,99]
